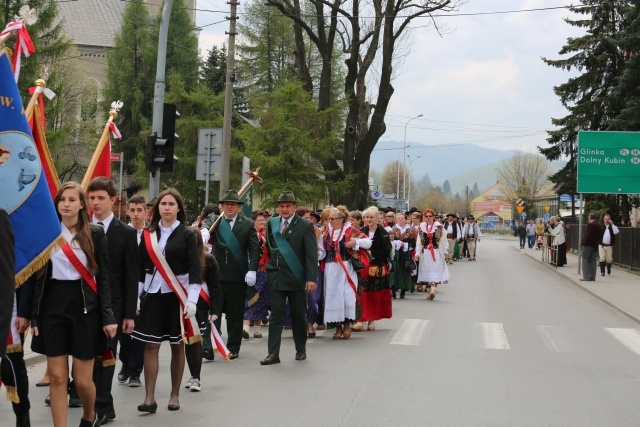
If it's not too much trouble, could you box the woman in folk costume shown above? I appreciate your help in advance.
[184,227,221,392]
[352,206,393,332]
[415,208,450,301]
[133,189,202,413]
[322,208,372,339]
[30,182,117,427]
[242,211,270,338]
[389,213,417,298]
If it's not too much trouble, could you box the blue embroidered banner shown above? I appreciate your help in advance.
[0,48,62,286]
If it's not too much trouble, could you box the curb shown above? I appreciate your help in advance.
[514,247,640,325]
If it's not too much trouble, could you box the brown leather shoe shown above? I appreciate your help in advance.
[260,354,280,365]
[295,348,306,361]
[333,325,343,340]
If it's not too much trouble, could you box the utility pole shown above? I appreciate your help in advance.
[219,0,239,198]
[149,0,174,199]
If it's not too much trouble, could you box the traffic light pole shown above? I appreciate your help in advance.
[219,0,239,199]
[149,0,173,199]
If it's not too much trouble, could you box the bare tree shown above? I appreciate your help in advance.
[265,0,463,207]
[496,152,552,205]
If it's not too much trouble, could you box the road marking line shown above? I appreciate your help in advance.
[387,319,431,346]
[537,325,572,353]
[475,322,510,350]
[604,328,640,355]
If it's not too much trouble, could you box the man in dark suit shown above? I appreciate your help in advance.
[580,212,600,281]
[88,177,139,424]
[260,191,318,365]
[211,190,261,359]
[0,209,15,357]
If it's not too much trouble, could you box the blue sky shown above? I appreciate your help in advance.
[195,0,583,157]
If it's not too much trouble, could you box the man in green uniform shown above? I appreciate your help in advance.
[260,191,318,365]
[211,190,261,359]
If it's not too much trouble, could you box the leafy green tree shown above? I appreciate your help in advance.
[236,80,339,206]
[541,1,627,217]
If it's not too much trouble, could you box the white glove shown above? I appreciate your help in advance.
[208,314,218,322]
[136,298,141,316]
[393,240,402,250]
[403,242,409,252]
[245,271,257,287]
[184,301,197,319]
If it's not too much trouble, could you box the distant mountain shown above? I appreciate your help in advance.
[369,143,519,183]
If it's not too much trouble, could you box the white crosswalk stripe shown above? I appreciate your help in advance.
[604,328,640,355]
[387,319,431,346]
[475,322,510,350]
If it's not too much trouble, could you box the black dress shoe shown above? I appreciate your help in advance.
[229,352,239,360]
[117,368,128,384]
[78,413,99,427]
[259,354,281,365]
[168,402,180,411]
[137,401,157,413]
[295,349,306,361]
[203,349,214,361]
[308,332,316,338]
[97,413,110,425]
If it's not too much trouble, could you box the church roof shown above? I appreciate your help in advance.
[57,0,127,48]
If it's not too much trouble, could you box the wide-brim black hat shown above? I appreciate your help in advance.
[218,190,244,204]
[446,213,456,218]
[467,215,475,220]
[309,211,321,221]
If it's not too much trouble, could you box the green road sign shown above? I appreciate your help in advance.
[577,131,640,194]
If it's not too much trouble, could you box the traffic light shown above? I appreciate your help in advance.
[145,103,179,173]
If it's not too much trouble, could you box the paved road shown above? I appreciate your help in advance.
[4,237,640,426]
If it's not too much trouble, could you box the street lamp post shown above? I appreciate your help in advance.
[407,155,422,208]
[403,114,423,200]
[396,145,411,200]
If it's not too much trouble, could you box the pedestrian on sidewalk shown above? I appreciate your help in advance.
[580,213,600,281]
[599,214,619,277]
[547,217,567,267]
[517,222,527,249]
[526,220,536,249]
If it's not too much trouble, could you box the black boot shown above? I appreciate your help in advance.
[16,414,30,427]
[400,289,405,299]
[607,263,612,275]
[599,262,605,277]
[392,290,397,299]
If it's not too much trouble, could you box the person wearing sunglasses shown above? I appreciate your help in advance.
[414,209,450,300]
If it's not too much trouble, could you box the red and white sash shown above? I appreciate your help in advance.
[143,230,201,345]
[198,284,232,360]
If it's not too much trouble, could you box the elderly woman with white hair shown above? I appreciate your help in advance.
[352,206,393,332]
[322,208,371,339]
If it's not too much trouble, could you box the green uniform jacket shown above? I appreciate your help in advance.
[266,214,318,291]
[213,215,261,282]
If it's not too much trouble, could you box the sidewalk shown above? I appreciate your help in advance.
[517,244,640,324]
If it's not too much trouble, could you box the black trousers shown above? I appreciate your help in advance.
[268,288,307,355]
[213,281,247,354]
[119,326,144,377]
[93,331,119,416]
[1,336,30,417]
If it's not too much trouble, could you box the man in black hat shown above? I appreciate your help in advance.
[210,190,261,359]
[444,213,461,265]
[260,191,318,365]
[462,215,482,260]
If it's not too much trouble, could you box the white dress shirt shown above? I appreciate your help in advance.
[93,212,114,232]
[143,220,200,303]
[51,223,89,281]
[602,224,619,245]
[223,214,238,229]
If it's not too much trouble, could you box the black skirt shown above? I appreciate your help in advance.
[31,279,105,360]
[132,291,183,344]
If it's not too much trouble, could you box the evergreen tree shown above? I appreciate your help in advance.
[454,192,461,202]
[202,45,226,95]
[162,0,200,90]
[472,182,480,196]
[442,179,451,195]
[541,1,627,203]
[104,0,156,173]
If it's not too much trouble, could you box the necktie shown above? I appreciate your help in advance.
[98,221,105,230]
[226,218,232,228]
[282,220,289,234]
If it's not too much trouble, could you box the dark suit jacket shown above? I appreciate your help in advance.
[104,218,139,321]
[212,215,260,283]
[582,221,601,249]
[139,224,202,286]
[0,209,15,357]
[266,214,318,291]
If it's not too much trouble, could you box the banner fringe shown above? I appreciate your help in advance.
[15,235,64,288]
